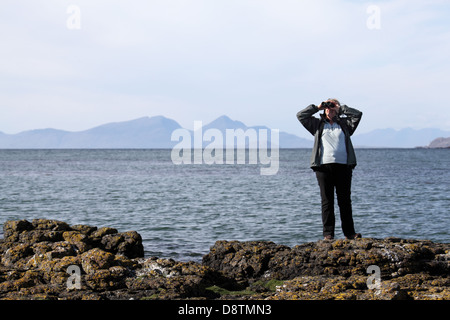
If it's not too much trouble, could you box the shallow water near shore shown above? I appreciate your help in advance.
[0,148,448,262]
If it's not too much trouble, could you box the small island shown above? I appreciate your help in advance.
[423,137,450,149]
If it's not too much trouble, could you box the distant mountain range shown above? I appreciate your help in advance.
[0,115,312,149]
[351,128,450,148]
[0,115,448,149]
[0,116,184,149]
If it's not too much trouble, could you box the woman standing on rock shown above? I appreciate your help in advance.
[297,99,363,240]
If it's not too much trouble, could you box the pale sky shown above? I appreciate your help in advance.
[1,0,449,139]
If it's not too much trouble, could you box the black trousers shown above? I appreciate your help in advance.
[314,164,356,238]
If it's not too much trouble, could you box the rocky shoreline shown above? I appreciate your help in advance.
[0,219,448,300]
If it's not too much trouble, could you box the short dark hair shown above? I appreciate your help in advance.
[327,98,341,106]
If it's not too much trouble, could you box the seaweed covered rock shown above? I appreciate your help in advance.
[0,219,235,300]
[0,219,145,299]
[0,219,144,258]
[203,238,449,280]
[81,248,116,274]
[0,219,449,300]
[125,257,231,299]
[203,237,450,300]
[202,240,290,284]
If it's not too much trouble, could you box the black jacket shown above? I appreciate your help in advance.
[297,104,363,169]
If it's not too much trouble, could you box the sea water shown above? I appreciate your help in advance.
[0,148,448,261]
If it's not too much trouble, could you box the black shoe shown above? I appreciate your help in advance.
[323,235,334,240]
[345,233,361,239]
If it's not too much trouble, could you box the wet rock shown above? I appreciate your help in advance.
[1,243,34,268]
[2,220,33,242]
[203,238,450,282]
[81,248,116,274]
[90,227,118,243]
[31,219,71,231]
[70,224,97,235]
[62,231,92,254]
[0,219,146,299]
[0,270,43,294]
[84,266,128,291]
[101,231,144,258]
[202,240,289,284]
[19,230,64,244]
[0,219,448,300]
[126,257,232,299]
[203,238,450,300]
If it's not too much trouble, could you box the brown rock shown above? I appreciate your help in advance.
[31,219,71,231]
[2,220,33,242]
[1,243,34,268]
[1,219,448,300]
[84,266,127,291]
[81,248,115,274]
[101,231,144,258]
[90,227,118,243]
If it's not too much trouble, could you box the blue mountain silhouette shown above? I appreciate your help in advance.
[0,115,312,148]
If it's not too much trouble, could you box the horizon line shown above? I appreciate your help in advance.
[0,114,449,137]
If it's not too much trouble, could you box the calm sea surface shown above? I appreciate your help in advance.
[0,149,448,262]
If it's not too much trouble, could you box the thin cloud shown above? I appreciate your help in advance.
[0,0,448,135]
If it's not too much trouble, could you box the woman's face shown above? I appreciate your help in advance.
[325,101,339,119]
